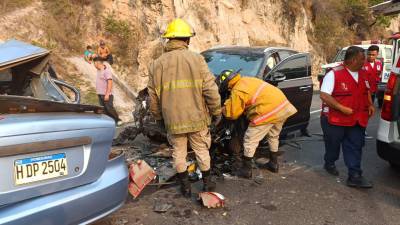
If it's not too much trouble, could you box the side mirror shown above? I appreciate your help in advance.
[53,79,81,104]
[271,72,286,83]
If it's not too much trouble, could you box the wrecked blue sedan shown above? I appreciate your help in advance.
[0,40,128,225]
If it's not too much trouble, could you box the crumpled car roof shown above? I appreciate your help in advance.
[0,39,49,69]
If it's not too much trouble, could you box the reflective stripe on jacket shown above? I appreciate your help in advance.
[328,66,370,127]
[148,40,221,134]
[223,77,297,126]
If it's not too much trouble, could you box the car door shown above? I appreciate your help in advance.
[264,53,313,130]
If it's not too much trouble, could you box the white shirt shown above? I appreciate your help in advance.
[370,62,375,68]
[320,69,359,95]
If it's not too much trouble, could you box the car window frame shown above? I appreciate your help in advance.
[265,53,310,81]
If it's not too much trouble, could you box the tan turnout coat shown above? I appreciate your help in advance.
[148,40,221,134]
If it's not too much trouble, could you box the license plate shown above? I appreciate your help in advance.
[14,153,68,185]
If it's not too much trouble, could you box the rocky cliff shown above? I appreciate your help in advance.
[0,0,399,120]
[103,0,321,90]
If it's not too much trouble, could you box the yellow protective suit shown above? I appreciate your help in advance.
[223,77,297,126]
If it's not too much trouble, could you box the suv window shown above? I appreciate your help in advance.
[385,48,392,60]
[278,51,293,61]
[203,51,264,76]
[275,55,308,80]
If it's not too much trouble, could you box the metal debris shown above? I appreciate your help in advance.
[198,192,225,208]
[128,160,157,198]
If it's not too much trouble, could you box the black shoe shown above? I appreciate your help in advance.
[324,165,339,176]
[177,171,191,198]
[265,152,279,173]
[346,175,373,189]
[202,170,216,191]
[236,156,252,179]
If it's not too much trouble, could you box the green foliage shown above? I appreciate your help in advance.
[312,0,394,59]
[103,13,140,67]
[104,14,134,41]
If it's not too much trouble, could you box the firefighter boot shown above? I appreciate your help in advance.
[177,171,191,198]
[202,170,216,191]
[237,156,253,179]
[266,151,279,173]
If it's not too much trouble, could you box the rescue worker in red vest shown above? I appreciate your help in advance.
[320,46,375,188]
[363,45,383,103]
[219,70,297,178]
[148,19,222,197]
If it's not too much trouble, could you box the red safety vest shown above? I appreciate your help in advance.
[328,66,370,128]
[363,60,382,93]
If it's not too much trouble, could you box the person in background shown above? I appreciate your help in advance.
[363,45,383,104]
[93,57,122,126]
[84,45,96,63]
[97,40,113,65]
[320,46,375,188]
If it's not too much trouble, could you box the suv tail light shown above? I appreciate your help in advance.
[381,72,397,121]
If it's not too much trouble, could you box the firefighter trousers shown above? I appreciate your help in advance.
[243,120,285,158]
[168,128,211,173]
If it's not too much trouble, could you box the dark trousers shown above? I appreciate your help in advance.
[320,115,365,177]
[98,95,120,122]
[100,54,113,65]
[371,93,376,104]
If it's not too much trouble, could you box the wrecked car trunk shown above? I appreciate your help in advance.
[0,39,80,104]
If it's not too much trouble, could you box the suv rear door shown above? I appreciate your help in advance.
[264,53,313,130]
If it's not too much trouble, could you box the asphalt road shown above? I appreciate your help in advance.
[95,94,400,225]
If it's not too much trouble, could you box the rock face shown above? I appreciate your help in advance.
[2,0,400,101]
[103,0,321,90]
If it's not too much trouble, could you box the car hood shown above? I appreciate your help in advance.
[321,62,342,69]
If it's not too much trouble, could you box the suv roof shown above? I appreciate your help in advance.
[206,46,299,54]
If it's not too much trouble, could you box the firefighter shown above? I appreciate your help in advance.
[148,18,222,197]
[219,70,297,178]
[363,45,383,103]
[320,46,375,188]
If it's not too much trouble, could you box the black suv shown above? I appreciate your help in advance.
[201,46,313,134]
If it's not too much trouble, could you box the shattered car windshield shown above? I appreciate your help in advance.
[202,51,264,76]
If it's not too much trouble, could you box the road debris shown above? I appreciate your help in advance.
[153,203,173,213]
[156,163,177,184]
[128,160,157,198]
[222,173,238,180]
[149,144,173,158]
[198,192,225,208]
